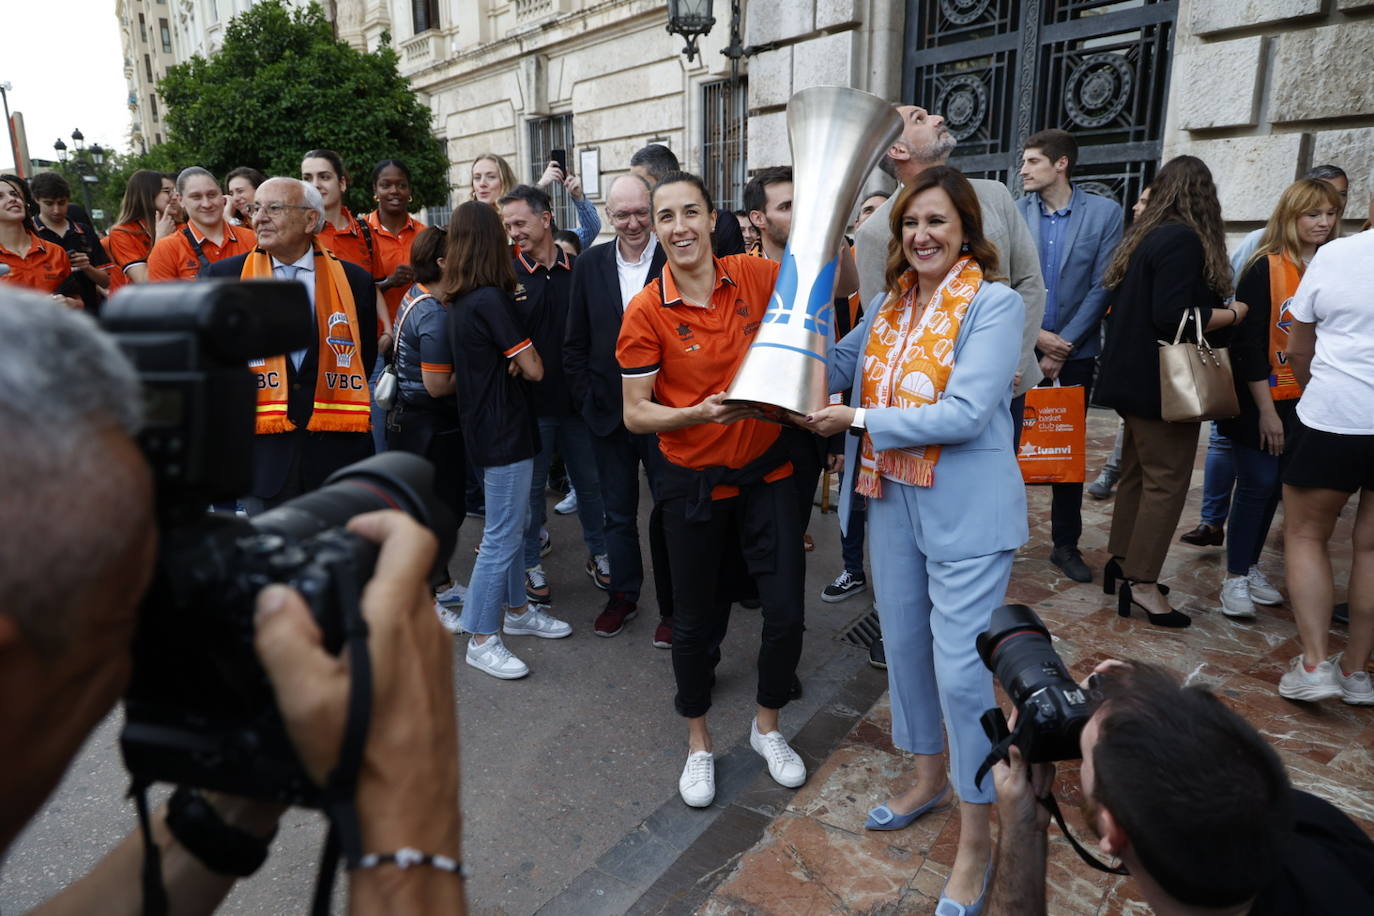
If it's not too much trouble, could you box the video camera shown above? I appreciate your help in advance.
[101,281,456,806]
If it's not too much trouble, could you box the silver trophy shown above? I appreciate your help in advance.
[724,86,903,422]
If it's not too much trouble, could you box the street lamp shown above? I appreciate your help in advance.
[90,143,104,166]
[53,137,67,162]
[71,127,84,151]
[666,0,715,63]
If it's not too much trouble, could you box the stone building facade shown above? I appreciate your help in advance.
[1164,0,1374,237]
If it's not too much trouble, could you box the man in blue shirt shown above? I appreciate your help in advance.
[1017,129,1123,583]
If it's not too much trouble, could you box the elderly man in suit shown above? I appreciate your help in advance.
[205,177,381,509]
[1016,128,1123,583]
[564,173,675,643]
[852,101,1046,670]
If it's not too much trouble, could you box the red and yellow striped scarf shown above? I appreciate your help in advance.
[243,244,371,434]
[856,257,981,496]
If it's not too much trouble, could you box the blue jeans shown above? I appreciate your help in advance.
[369,355,388,454]
[841,492,867,575]
[460,459,534,636]
[1201,422,1235,526]
[591,425,674,612]
[1225,443,1281,576]
[524,415,607,569]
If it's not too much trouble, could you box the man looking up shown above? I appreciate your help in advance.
[205,178,380,509]
[852,104,1046,675]
[565,173,676,643]
[1016,128,1122,584]
[499,184,610,607]
[147,167,257,281]
[629,144,746,256]
[29,172,112,311]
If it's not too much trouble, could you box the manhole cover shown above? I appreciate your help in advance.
[839,607,880,648]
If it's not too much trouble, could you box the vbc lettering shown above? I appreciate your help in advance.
[255,371,281,389]
[325,371,365,390]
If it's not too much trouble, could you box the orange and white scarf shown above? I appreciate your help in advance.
[243,244,371,434]
[1266,253,1304,402]
[856,257,982,496]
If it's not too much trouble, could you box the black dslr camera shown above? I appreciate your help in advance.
[101,282,455,806]
[975,604,1101,779]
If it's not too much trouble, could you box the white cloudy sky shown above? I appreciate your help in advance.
[3,2,132,170]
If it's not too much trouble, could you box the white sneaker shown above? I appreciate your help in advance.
[1246,566,1283,606]
[1277,656,1341,702]
[503,604,572,639]
[679,750,715,807]
[554,488,578,515]
[466,634,528,679]
[1334,655,1374,706]
[1220,576,1257,619]
[434,602,465,634]
[749,719,806,788]
[435,582,467,608]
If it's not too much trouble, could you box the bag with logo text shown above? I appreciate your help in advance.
[1017,382,1085,484]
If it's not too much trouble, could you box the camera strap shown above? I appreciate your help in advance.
[1038,791,1129,876]
[310,557,374,916]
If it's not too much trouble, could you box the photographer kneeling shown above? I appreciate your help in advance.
[988,660,1374,915]
[0,286,464,914]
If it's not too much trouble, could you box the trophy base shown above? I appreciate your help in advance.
[723,399,812,429]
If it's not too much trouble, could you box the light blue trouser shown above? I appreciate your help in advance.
[867,481,1014,805]
[524,414,607,569]
[459,459,534,636]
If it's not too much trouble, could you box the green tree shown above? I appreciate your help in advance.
[154,0,447,213]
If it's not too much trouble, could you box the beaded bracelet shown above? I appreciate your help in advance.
[352,847,467,877]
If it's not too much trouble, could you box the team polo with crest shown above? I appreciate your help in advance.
[511,246,576,417]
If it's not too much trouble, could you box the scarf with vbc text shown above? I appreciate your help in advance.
[1266,252,1304,402]
[243,244,371,434]
[856,257,981,497]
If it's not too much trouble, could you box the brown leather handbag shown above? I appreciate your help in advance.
[1158,309,1239,422]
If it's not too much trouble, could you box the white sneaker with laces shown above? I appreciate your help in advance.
[525,564,551,603]
[554,488,578,515]
[586,552,611,590]
[1220,576,1257,619]
[1277,656,1341,702]
[1334,654,1374,705]
[503,604,572,639]
[679,750,715,807]
[466,635,528,679]
[434,602,465,634]
[435,582,467,608]
[749,719,806,788]
[1245,566,1283,606]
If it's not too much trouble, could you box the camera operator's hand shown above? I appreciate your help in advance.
[986,739,1053,915]
[992,745,1054,833]
[254,511,463,914]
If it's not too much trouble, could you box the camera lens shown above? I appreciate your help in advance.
[252,452,457,561]
[976,604,1074,705]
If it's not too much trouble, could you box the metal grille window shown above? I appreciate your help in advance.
[144,54,153,82]
[528,114,576,232]
[413,0,440,33]
[150,95,159,120]
[138,13,147,43]
[702,78,748,213]
[426,201,453,231]
[159,18,172,53]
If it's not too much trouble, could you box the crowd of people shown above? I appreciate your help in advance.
[3,98,1373,915]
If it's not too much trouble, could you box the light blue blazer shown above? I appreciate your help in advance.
[1016,186,1123,360]
[829,281,1029,563]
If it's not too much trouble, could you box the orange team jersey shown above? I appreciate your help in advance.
[146,223,257,281]
[316,207,379,279]
[99,235,127,294]
[0,230,72,293]
[106,221,156,287]
[366,210,425,324]
[617,253,791,500]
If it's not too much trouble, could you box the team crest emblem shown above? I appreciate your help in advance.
[325,313,356,368]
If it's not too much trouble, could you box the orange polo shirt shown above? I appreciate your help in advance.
[317,207,380,279]
[146,222,257,281]
[617,253,790,499]
[0,230,72,294]
[106,221,155,289]
[365,210,425,323]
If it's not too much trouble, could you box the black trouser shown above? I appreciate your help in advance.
[784,427,826,536]
[590,425,674,614]
[661,479,805,718]
[1041,357,1095,549]
[386,402,466,528]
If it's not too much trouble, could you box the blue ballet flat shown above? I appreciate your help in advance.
[864,783,953,831]
[935,859,994,916]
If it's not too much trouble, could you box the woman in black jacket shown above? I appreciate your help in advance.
[1094,156,1247,627]
[1216,178,1342,619]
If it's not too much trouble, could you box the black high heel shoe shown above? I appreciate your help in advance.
[1103,558,1170,597]
[1118,580,1191,628]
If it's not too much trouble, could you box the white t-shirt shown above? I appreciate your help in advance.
[1288,230,1374,435]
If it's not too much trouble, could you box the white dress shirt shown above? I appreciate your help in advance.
[615,234,658,311]
[274,249,316,369]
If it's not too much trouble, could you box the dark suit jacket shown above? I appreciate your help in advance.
[205,250,378,500]
[564,238,666,437]
[712,208,745,257]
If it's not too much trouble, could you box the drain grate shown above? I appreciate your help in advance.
[839,607,881,648]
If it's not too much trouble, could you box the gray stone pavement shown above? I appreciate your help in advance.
[1,476,877,915]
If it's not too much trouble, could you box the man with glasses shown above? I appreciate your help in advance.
[205,177,382,509]
[565,173,676,643]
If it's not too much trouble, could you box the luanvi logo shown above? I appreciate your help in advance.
[1019,442,1073,458]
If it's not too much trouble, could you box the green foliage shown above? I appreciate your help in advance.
[153,0,447,213]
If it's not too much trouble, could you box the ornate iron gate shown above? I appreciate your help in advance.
[902,0,1178,209]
